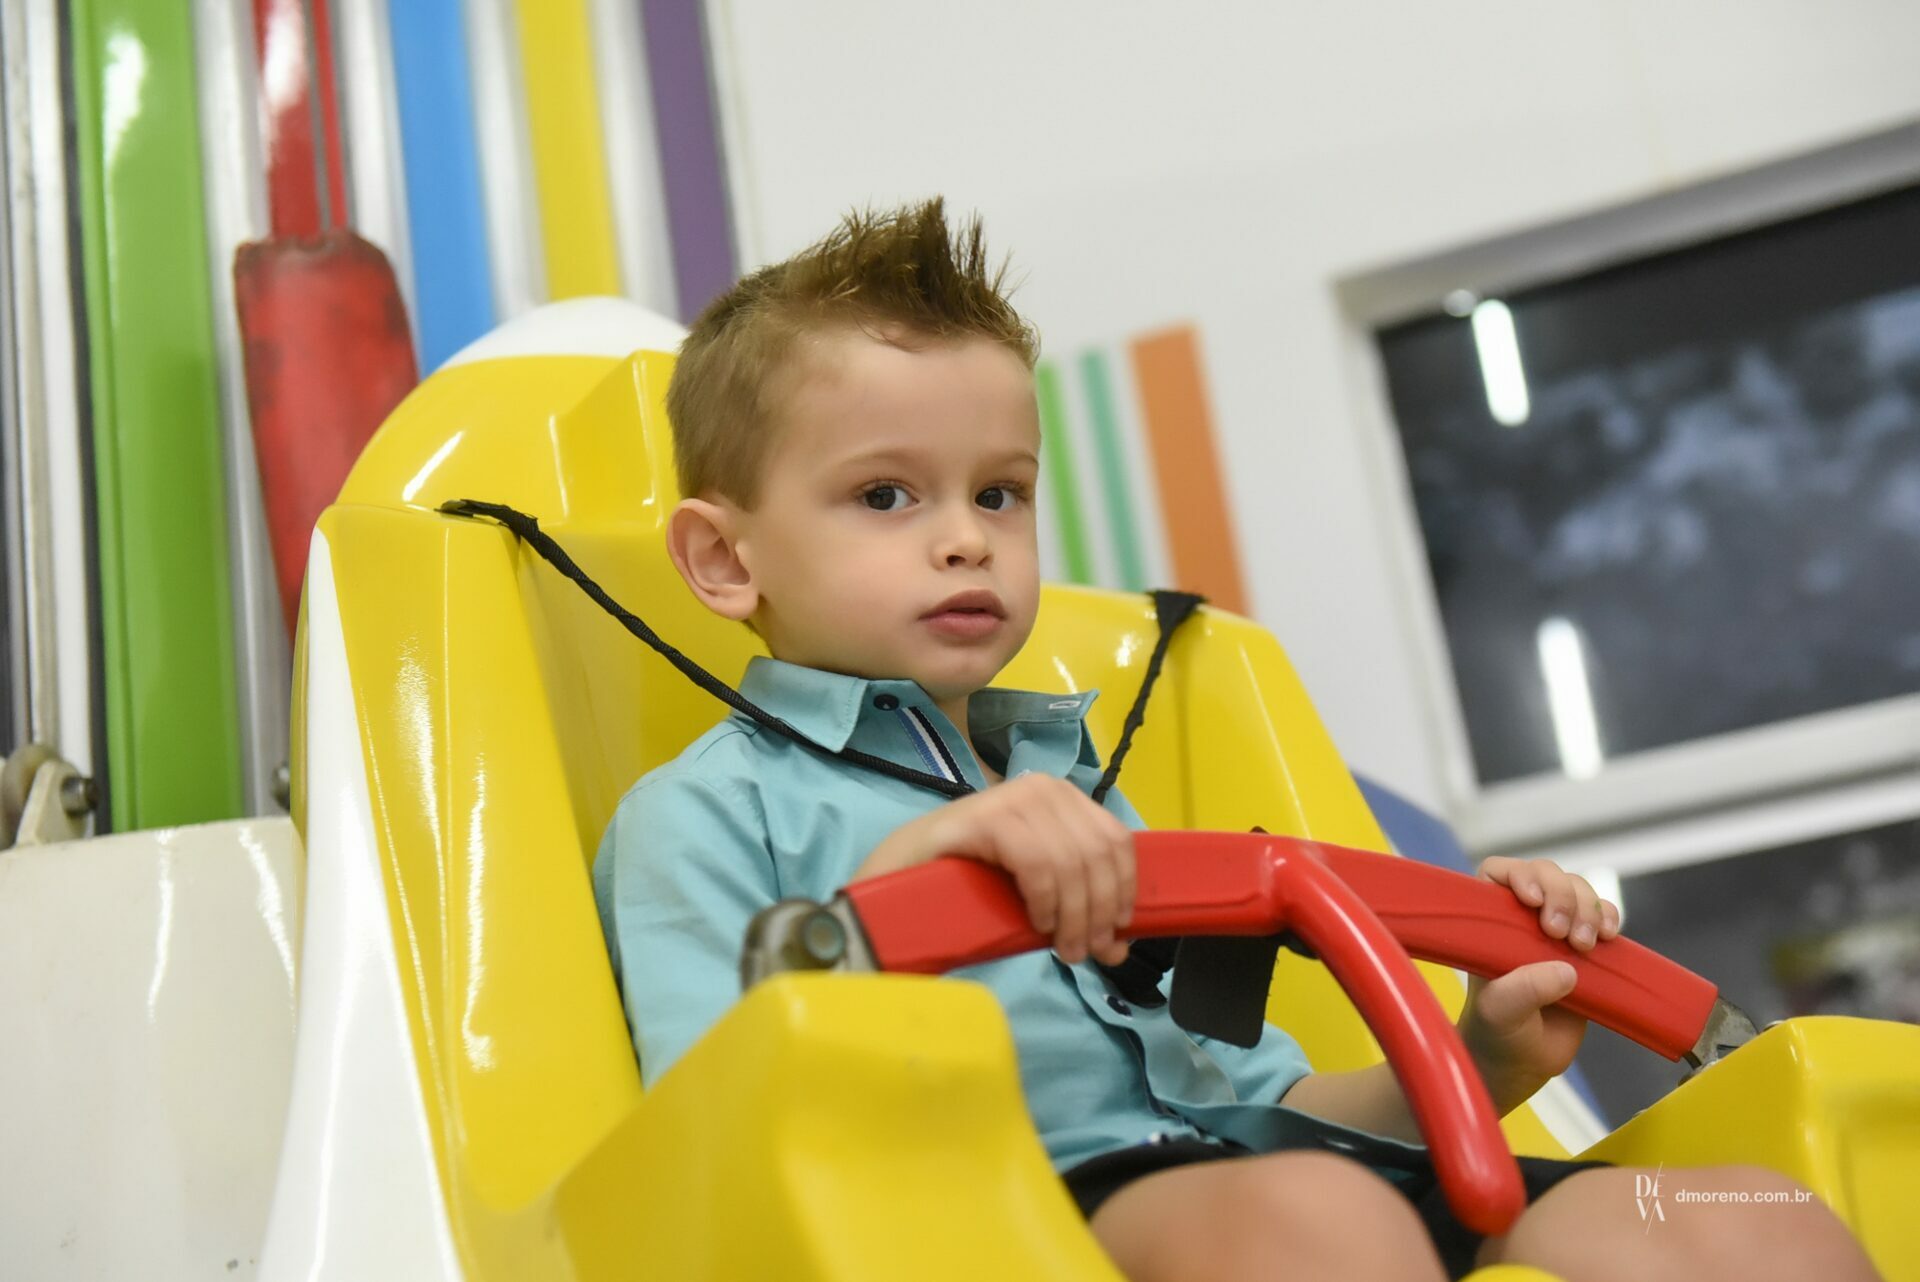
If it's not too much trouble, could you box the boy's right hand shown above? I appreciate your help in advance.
[853,774,1136,967]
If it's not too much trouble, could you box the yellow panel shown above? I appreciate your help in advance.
[513,0,621,298]
[325,507,643,1207]
[337,353,623,516]
[547,976,1126,1280]
[1580,1017,1920,1282]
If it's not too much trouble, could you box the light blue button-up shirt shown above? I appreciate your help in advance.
[593,655,1432,1176]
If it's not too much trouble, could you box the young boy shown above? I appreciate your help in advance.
[592,199,1881,1281]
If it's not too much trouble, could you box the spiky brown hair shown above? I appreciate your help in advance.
[665,197,1039,508]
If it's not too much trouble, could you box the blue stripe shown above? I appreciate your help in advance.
[906,705,967,782]
[386,0,496,370]
[893,708,954,781]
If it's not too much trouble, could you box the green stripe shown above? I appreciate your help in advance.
[1034,362,1093,584]
[1077,349,1147,591]
[72,1,244,829]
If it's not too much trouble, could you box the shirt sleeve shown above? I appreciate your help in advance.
[1099,780,1317,1102]
[593,771,779,1089]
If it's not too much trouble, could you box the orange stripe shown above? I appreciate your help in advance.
[1129,327,1248,615]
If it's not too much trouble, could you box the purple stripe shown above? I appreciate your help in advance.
[638,0,739,320]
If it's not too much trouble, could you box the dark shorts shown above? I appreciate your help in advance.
[1061,1136,1610,1280]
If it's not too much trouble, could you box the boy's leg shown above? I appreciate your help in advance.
[1474,1164,1884,1281]
[1087,1149,1448,1282]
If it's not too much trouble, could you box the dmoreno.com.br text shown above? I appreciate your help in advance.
[1671,1188,1816,1205]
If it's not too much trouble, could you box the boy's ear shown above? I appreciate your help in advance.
[667,497,759,623]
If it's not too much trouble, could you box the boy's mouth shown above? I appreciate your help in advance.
[922,590,1006,619]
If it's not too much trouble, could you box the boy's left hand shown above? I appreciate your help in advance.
[1456,856,1622,1104]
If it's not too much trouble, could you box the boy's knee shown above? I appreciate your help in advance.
[1236,1152,1441,1271]
[1240,1150,1405,1213]
[1671,1165,1879,1279]
[1092,1150,1445,1282]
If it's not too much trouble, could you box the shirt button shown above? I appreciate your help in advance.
[1107,994,1132,1016]
[873,694,900,710]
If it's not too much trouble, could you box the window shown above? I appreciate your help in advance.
[1374,183,1920,788]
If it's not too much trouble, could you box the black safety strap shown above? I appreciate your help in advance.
[1088,589,1203,806]
[439,499,1201,809]
[441,498,976,797]
[1085,588,1205,1009]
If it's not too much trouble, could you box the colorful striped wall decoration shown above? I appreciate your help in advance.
[1036,324,1248,615]
[1077,349,1149,592]
[589,0,677,311]
[513,0,622,299]
[69,0,245,830]
[251,0,349,235]
[333,0,417,328]
[639,0,737,318]
[16,0,703,827]
[466,0,547,318]
[1034,362,1094,585]
[386,0,497,369]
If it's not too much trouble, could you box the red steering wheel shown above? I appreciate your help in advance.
[745,830,1743,1237]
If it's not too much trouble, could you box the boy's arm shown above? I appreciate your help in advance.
[1263,969,1589,1143]
[596,773,778,1089]
[1278,1046,1545,1145]
[1277,1063,1426,1144]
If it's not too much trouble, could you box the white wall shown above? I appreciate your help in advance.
[703,0,1920,823]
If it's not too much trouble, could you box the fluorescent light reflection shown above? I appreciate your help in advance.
[102,33,148,170]
[1470,299,1531,427]
[1536,616,1604,779]
[401,429,465,503]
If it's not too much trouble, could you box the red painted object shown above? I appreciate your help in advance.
[234,231,418,637]
[306,0,350,229]
[250,0,348,235]
[1307,842,1720,1061]
[841,831,1729,1235]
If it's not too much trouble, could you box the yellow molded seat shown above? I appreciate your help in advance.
[293,313,1919,1280]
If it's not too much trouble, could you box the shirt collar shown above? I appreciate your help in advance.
[733,654,1100,758]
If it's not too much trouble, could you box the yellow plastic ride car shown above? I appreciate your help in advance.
[282,298,1920,1281]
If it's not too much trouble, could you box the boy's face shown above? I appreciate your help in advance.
[672,326,1042,704]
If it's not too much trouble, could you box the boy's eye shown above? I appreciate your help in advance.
[977,485,1025,511]
[861,484,908,511]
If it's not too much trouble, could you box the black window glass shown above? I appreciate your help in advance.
[1376,185,1920,784]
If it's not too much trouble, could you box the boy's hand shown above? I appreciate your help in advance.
[1456,857,1621,1106]
[856,773,1136,966]
[1479,854,1621,952]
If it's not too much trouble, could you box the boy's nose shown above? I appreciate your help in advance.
[936,512,991,566]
